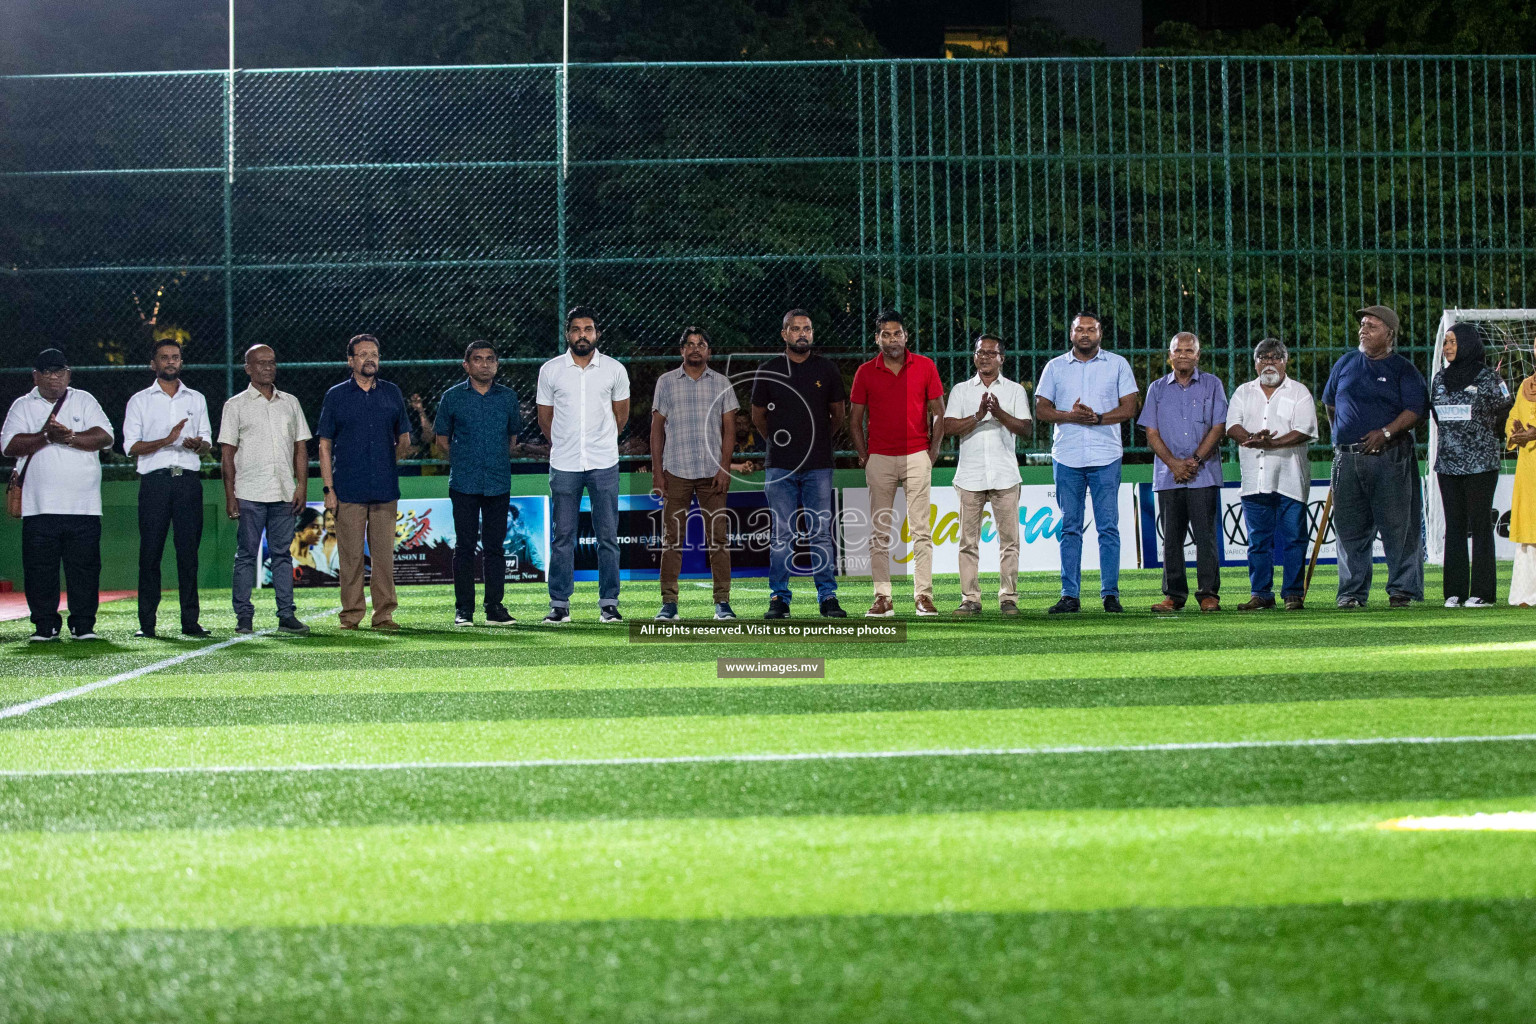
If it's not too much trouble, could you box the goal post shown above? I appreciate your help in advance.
[1424,308,1536,564]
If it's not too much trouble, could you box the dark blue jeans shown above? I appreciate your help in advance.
[232,500,297,620]
[548,465,620,608]
[1241,492,1307,599]
[763,467,837,603]
[1053,460,1122,598]
[1331,444,1424,604]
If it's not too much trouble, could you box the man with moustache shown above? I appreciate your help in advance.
[650,326,737,621]
[1322,305,1429,609]
[122,338,214,638]
[316,334,413,631]
[1226,338,1318,612]
[422,340,521,628]
[1,348,115,642]
[1034,311,1140,615]
[848,310,946,618]
[219,343,313,635]
[752,308,848,620]
[537,306,631,624]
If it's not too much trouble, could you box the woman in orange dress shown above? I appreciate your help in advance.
[1506,369,1536,605]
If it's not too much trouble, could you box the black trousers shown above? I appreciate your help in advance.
[1437,469,1499,603]
[137,470,203,630]
[1160,485,1221,603]
[450,489,510,615]
[22,513,102,634]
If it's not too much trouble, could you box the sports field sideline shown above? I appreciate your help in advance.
[1,565,1533,1022]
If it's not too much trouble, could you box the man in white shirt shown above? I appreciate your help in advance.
[1,349,115,641]
[219,343,313,636]
[122,339,214,638]
[536,306,631,624]
[942,334,1034,616]
[1225,337,1320,611]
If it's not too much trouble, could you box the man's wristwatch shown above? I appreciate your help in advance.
[1382,428,1394,442]
[322,486,332,495]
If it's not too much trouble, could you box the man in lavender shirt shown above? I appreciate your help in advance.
[1138,332,1228,613]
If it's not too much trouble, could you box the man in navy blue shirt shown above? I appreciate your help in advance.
[423,340,520,628]
[1322,305,1429,609]
[317,334,413,631]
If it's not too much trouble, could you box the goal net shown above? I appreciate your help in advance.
[1424,309,1536,563]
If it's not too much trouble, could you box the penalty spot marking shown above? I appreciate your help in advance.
[0,607,342,721]
[2,731,1534,778]
[1378,811,1536,832]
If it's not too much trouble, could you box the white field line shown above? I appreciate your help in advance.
[0,607,342,722]
[2,731,1534,778]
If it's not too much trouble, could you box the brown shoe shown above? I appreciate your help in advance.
[338,621,360,631]
[865,595,895,618]
[1199,597,1221,613]
[1237,595,1275,611]
[372,619,401,632]
[915,595,939,617]
[999,600,1020,616]
[952,601,982,617]
[1150,598,1182,613]
[1284,596,1305,611]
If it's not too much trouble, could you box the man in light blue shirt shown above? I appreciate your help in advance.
[1034,311,1140,614]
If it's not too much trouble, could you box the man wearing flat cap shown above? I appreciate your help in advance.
[1321,305,1430,609]
[0,349,116,641]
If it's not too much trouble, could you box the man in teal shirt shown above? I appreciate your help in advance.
[425,340,521,626]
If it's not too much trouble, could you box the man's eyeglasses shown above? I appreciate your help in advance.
[35,368,68,378]
[974,350,1002,359]
[1255,354,1285,364]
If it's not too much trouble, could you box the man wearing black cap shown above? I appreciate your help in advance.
[1321,305,1430,609]
[0,350,115,641]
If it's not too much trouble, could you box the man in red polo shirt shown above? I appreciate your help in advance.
[849,310,945,617]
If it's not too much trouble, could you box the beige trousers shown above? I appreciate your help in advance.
[866,451,933,600]
[335,500,398,627]
[956,484,1021,604]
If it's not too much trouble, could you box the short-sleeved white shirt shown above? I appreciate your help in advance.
[0,387,114,516]
[1226,376,1319,503]
[219,384,314,502]
[535,349,631,472]
[122,379,213,474]
[945,374,1031,491]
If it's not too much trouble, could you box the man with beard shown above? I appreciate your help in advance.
[651,326,737,621]
[317,334,413,631]
[219,343,313,635]
[2,348,115,642]
[122,338,214,638]
[1226,338,1319,611]
[751,308,848,619]
[537,307,631,624]
[422,340,521,628]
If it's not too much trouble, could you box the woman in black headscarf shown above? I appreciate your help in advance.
[1431,322,1514,607]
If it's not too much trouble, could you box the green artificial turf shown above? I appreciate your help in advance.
[0,566,1533,1022]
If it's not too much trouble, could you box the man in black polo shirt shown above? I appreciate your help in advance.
[750,308,848,619]
[316,334,413,631]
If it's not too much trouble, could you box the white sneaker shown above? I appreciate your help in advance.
[1444,596,1462,608]
[1463,596,1493,608]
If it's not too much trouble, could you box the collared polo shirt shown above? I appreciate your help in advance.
[0,387,114,517]
[1227,376,1318,503]
[433,379,520,496]
[1138,369,1229,491]
[218,384,313,503]
[316,377,411,504]
[944,373,1031,491]
[536,349,631,472]
[1034,348,1139,469]
[653,365,736,479]
[849,349,944,457]
[1321,349,1429,446]
[750,353,846,471]
[122,379,212,474]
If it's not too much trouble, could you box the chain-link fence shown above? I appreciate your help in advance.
[3,57,1535,474]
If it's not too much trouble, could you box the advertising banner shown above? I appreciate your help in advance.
[572,489,798,581]
[839,483,1140,577]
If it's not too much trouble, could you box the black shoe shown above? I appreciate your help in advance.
[541,607,571,626]
[1102,595,1124,614]
[276,616,311,635]
[1388,594,1413,609]
[182,624,214,638]
[133,627,156,639]
[29,627,61,643]
[818,598,847,618]
[454,610,474,627]
[484,605,517,626]
[764,597,791,619]
[655,602,680,621]
[235,617,255,635]
[599,606,624,624]
[1047,596,1081,615]
[69,626,100,640]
